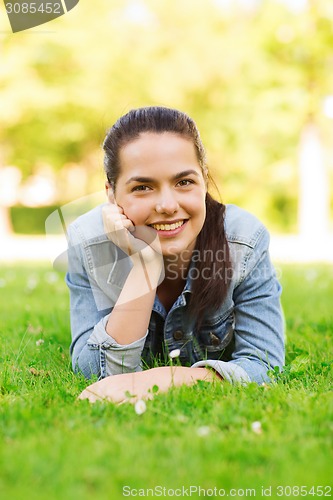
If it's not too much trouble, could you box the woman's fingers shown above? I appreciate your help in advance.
[102,203,162,260]
[102,204,128,232]
[102,204,139,255]
[121,218,135,232]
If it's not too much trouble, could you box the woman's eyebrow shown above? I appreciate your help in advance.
[125,176,154,185]
[172,169,200,180]
[125,169,200,185]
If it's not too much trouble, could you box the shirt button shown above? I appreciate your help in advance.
[173,330,184,341]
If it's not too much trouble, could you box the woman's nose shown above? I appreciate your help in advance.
[155,191,179,214]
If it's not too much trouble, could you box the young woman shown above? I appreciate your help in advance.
[66,106,284,403]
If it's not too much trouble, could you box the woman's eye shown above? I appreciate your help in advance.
[177,179,194,187]
[132,185,150,192]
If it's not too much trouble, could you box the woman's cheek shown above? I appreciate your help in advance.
[122,201,147,226]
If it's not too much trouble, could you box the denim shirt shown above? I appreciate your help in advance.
[65,204,284,384]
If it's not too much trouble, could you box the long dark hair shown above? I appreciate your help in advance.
[103,106,231,326]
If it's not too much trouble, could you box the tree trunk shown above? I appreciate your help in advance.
[298,122,330,238]
[0,205,13,236]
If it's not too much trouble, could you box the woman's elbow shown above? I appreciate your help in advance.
[72,347,101,380]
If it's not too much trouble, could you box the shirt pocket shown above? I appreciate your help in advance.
[85,240,131,306]
[194,309,235,360]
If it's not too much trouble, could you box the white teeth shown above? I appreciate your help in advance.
[151,220,185,231]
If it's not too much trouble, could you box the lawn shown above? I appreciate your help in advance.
[0,263,332,500]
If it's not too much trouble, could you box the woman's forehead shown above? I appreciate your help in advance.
[119,132,199,169]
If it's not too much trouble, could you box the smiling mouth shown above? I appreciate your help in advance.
[149,220,186,231]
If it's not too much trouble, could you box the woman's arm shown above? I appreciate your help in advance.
[78,366,220,404]
[105,249,162,345]
[66,203,163,378]
[102,202,164,345]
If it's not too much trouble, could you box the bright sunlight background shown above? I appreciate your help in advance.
[0,0,332,261]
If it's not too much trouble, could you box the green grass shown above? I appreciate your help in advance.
[0,263,332,500]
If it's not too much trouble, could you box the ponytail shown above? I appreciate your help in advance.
[188,193,231,329]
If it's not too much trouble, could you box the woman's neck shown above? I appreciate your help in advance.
[163,249,193,283]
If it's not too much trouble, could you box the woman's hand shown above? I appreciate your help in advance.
[78,366,221,404]
[102,190,162,265]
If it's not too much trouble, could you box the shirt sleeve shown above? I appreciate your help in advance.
[228,227,285,383]
[191,360,250,383]
[87,315,148,376]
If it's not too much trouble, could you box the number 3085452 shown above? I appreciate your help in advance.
[5,3,62,14]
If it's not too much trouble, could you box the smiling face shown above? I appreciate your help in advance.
[113,132,207,258]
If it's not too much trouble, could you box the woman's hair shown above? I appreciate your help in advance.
[103,106,231,328]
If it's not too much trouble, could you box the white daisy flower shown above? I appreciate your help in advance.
[36,339,44,347]
[196,426,210,437]
[134,399,147,415]
[169,349,180,359]
[251,421,262,435]
[27,276,38,290]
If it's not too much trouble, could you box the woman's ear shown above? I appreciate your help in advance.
[105,181,115,203]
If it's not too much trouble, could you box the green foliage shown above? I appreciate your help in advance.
[10,205,59,234]
[0,263,332,498]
